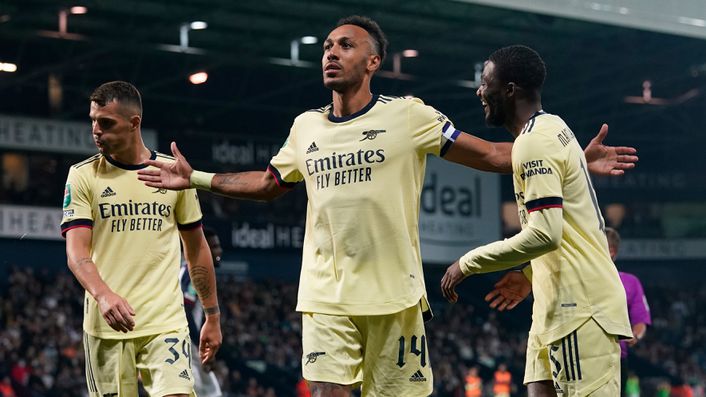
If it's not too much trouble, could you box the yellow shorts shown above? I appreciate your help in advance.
[524,318,620,396]
[83,327,196,397]
[301,303,432,397]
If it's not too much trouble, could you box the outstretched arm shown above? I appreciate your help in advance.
[181,227,222,364]
[138,142,287,202]
[443,132,513,173]
[444,124,637,176]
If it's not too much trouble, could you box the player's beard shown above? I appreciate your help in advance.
[323,61,367,93]
[323,78,347,92]
[485,97,507,127]
[323,71,358,93]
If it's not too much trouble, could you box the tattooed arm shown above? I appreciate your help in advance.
[65,227,135,332]
[209,170,284,201]
[138,142,286,201]
[181,227,222,364]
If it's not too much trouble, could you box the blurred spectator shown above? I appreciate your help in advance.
[492,363,511,397]
[464,367,482,397]
[0,375,16,397]
[625,373,640,397]
[295,377,310,397]
[671,381,694,397]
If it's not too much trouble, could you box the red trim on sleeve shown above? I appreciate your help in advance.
[266,165,296,189]
[61,224,93,238]
[526,204,563,213]
[267,166,284,188]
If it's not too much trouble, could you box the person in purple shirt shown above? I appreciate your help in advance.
[605,227,651,397]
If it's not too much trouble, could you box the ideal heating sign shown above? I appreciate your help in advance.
[419,156,500,263]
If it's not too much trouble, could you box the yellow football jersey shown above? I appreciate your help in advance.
[461,112,631,345]
[61,151,203,339]
[269,95,459,316]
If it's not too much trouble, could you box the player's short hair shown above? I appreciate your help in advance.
[336,15,388,64]
[489,45,546,93]
[90,81,142,115]
[604,227,621,250]
[203,227,218,240]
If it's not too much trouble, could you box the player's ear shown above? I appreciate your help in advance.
[130,115,141,131]
[506,82,516,98]
[367,52,382,73]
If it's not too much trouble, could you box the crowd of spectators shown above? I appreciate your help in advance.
[1,266,704,397]
[631,286,706,396]
[0,268,85,397]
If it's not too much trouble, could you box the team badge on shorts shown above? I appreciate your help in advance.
[305,351,326,365]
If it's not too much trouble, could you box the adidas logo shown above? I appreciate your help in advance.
[178,369,190,380]
[409,369,427,382]
[100,186,116,198]
[306,142,319,154]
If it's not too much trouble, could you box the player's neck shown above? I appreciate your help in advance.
[507,100,542,138]
[109,137,151,165]
[331,84,373,118]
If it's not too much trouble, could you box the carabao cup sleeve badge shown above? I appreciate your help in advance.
[63,184,72,208]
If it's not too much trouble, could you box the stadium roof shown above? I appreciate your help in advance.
[1,0,705,155]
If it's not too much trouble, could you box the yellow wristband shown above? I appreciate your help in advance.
[521,264,533,281]
[190,170,215,190]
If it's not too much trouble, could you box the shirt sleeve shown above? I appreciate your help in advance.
[175,189,203,230]
[460,207,562,274]
[627,275,652,325]
[517,133,565,209]
[407,98,460,157]
[60,166,94,237]
[268,125,303,188]
[460,133,565,275]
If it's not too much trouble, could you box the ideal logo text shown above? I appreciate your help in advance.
[421,173,481,217]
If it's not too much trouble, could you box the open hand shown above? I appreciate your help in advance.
[484,271,532,311]
[199,315,222,365]
[138,142,193,190]
[584,124,638,176]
